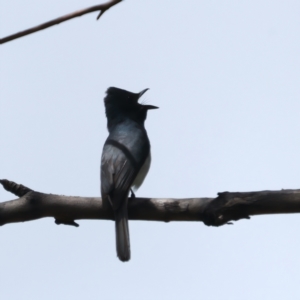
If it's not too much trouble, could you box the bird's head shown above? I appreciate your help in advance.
[104,87,158,125]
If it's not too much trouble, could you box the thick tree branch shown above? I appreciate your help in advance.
[1,179,300,227]
[0,0,122,45]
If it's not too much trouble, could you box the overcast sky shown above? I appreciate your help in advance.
[1,1,300,299]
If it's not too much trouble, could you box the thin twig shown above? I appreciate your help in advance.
[0,0,122,45]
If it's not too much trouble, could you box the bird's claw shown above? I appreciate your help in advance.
[130,189,136,200]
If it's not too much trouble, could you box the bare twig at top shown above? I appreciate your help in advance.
[0,0,122,44]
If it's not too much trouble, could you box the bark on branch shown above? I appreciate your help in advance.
[1,179,300,227]
[0,0,122,45]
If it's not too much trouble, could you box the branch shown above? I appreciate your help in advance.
[1,179,300,227]
[0,0,122,45]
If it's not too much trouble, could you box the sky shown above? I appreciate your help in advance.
[1,0,300,299]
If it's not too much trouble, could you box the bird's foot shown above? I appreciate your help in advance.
[130,189,136,200]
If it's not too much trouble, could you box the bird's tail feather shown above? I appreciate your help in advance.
[115,203,130,262]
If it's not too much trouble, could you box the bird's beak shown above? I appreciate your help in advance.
[138,88,149,98]
[143,104,159,110]
[138,88,158,109]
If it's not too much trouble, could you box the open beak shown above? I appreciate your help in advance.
[143,104,159,110]
[138,88,149,98]
[138,88,159,109]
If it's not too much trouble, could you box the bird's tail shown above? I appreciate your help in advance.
[115,202,130,262]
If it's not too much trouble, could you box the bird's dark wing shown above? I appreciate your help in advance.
[101,139,141,210]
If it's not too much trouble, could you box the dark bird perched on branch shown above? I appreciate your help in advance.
[101,87,158,262]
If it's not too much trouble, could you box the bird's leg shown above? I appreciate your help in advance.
[130,189,136,200]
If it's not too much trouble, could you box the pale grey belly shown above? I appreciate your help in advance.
[132,153,151,191]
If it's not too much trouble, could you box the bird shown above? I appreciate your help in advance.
[101,87,158,262]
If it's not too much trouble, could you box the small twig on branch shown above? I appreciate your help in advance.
[55,218,79,227]
[1,179,300,228]
[0,179,32,197]
[0,0,122,45]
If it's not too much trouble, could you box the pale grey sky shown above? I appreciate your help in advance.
[1,1,300,299]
